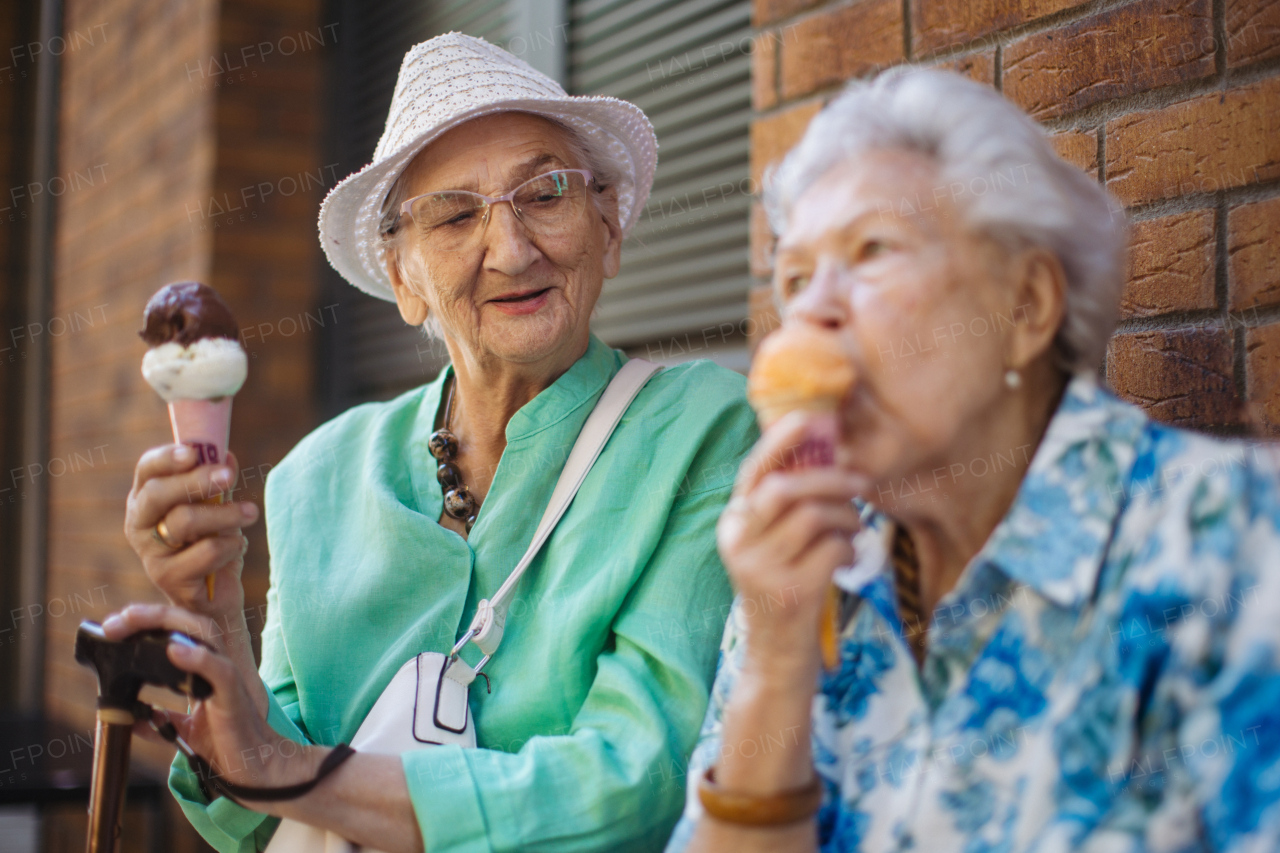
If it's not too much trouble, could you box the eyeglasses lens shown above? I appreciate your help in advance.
[408,170,588,251]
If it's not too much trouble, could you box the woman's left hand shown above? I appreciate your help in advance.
[102,604,319,798]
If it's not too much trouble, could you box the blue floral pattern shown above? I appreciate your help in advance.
[666,374,1280,852]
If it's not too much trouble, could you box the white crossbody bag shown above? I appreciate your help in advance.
[265,359,660,853]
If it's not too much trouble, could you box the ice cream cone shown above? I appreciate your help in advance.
[141,282,247,603]
[168,396,233,601]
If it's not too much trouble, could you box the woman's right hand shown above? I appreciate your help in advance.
[124,444,260,627]
[717,412,861,678]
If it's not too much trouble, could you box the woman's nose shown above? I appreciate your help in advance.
[481,202,541,277]
[788,261,850,330]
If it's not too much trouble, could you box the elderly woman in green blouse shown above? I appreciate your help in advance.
[107,35,754,853]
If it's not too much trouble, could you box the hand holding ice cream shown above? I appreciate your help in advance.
[139,282,247,599]
[746,324,858,669]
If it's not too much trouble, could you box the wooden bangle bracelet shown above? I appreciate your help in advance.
[697,766,823,826]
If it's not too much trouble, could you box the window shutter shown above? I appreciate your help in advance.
[568,0,752,356]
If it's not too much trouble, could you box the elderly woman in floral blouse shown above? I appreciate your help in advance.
[668,68,1280,853]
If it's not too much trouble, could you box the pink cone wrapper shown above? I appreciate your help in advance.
[168,396,232,468]
[793,412,838,470]
[168,396,233,601]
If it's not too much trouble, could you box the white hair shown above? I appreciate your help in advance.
[765,67,1129,373]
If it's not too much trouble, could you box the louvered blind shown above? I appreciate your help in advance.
[569,0,752,351]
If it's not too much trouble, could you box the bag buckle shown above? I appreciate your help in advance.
[470,600,505,656]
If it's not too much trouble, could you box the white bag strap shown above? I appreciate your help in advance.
[446,358,661,677]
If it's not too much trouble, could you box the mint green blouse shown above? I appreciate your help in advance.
[168,335,757,852]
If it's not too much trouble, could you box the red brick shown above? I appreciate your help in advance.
[750,100,823,187]
[1227,0,1280,67]
[748,284,782,352]
[1120,210,1215,318]
[1048,129,1098,178]
[754,0,822,27]
[750,200,775,278]
[779,0,903,100]
[1228,196,1280,311]
[1245,323,1280,434]
[1004,0,1213,121]
[1107,328,1240,428]
[911,0,1085,56]
[934,48,996,86]
[753,31,779,111]
[1106,77,1280,206]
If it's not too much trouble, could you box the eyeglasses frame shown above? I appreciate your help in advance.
[393,168,597,239]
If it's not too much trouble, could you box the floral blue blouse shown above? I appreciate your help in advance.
[667,374,1280,852]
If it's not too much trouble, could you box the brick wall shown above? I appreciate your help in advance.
[44,0,220,742]
[40,0,220,847]
[202,0,329,636]
[750,0,1280,435]
[38,0,327,847]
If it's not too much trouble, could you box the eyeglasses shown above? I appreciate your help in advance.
[391,168,596,252]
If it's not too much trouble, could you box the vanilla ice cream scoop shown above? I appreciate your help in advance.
[138,282,246,401]
[138,281,247,602]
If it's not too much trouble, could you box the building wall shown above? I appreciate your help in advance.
[43,0,220,739]
[749,0,1280,435]
[38,0,327,848]
[202,0,329,634]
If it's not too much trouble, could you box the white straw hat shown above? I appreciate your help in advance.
[317,32,658,302]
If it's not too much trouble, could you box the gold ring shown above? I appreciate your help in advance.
[152,519,181,550]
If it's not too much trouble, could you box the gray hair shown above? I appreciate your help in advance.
[377,112,626,339]
[764,67,1128,373]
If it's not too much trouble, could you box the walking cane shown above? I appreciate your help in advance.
[74,620,212,853]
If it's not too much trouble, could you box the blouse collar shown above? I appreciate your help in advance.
[426,333,622,445]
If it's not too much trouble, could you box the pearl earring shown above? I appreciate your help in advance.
[1004,369,1022,389]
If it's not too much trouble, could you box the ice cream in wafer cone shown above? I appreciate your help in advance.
[747,324,857,669]
[139,282,247,601]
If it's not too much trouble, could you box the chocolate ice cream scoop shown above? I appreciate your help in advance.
[139,281,239,346]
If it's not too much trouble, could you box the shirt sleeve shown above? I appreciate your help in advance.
[402,480,736,853]
[167,580,312,853]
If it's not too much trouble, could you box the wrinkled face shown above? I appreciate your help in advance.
[774,149,1031,509]
[386,112,621,367]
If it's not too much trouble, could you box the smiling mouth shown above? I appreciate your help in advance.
[490,287,550,304]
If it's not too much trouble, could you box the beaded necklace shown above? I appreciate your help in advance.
[428,376,478,532]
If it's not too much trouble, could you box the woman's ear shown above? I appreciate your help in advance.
[596,186,623,279]
[1006,247,1067,370]
[384,246,430,326]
